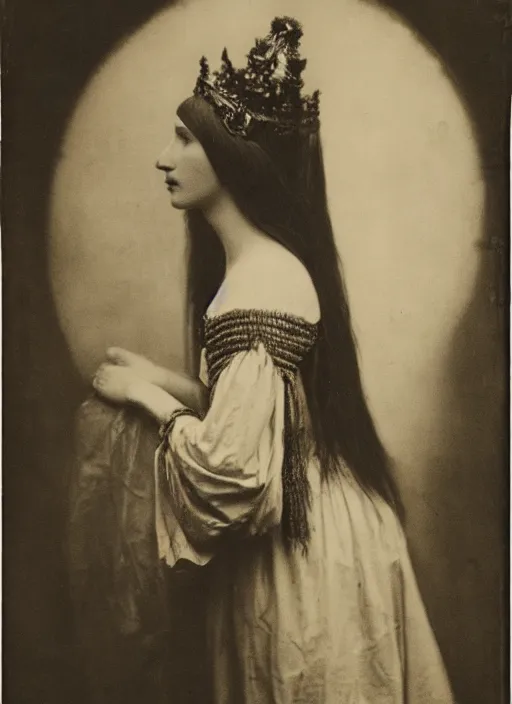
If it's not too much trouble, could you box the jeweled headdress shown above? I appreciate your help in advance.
[194,17,320,137]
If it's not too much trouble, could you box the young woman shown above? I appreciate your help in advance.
[93,17,454,703]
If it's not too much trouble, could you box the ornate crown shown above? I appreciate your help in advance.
[193,17,320,137]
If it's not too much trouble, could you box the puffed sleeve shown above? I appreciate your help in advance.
[155,343,285,568]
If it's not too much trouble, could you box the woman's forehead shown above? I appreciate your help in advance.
[174,116,194,138]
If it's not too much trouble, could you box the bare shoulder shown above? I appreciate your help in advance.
[264,248,320,320]
[219,244,320,323]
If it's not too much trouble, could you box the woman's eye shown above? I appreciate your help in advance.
[176,129,192,145]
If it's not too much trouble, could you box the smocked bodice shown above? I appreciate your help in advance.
[202,308,319,389]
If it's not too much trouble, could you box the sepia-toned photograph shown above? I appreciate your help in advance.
[3,1,510,703]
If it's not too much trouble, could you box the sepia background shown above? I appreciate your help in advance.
[3,0,509,702]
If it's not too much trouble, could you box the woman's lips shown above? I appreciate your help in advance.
[165,178,179,190]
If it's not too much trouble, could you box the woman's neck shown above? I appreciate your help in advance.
[202,191,269,270]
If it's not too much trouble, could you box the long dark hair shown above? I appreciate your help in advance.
[177,96,403,520]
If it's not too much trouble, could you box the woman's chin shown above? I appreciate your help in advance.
[168,193,189,210]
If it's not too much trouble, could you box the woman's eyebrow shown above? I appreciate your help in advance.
[175,125,192,139]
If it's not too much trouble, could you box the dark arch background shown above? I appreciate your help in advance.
[2,1,510,703]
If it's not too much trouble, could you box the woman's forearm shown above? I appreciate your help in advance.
[128,379,186,425]
[154,366,208,413]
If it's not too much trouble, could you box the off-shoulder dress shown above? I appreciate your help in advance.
[155,308,454,704]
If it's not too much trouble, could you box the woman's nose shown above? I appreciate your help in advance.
[155,141,175,172]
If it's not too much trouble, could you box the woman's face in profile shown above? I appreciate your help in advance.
[156,116,221,210]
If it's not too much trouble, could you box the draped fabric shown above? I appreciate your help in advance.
[68,397,210,704]
[156,309,455,703]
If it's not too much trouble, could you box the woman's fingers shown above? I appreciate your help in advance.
[106,347,145,367]
[92,362,110,386]
[106,347,127,364]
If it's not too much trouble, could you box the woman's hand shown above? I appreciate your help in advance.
[93,361,186,422]
[106,347,164,387]
[93,363,142,404]
[103,346,207,415]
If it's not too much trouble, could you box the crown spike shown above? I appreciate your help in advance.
[221,48,231,67]
[270,16,303,46]
[199,56,210,79]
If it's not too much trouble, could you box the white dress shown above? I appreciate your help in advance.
[155,310,455,704]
